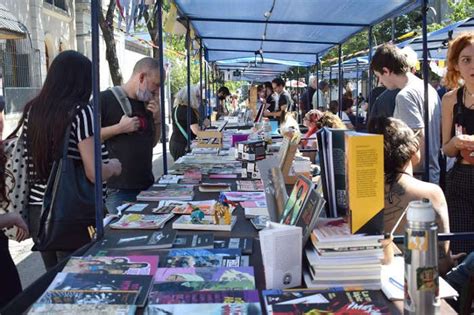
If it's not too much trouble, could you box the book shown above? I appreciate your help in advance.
[110,213,174,230]
[27,304,136,315]
[279,176,314,225]
[237,180,264,191]
[137,186,194,202]
[214,237,254,255]
[345,131,384,234]
[294,188,326,247]
[62,256,159,275]
[171,200,217,215]
[148,290,260,304]
[92,231,177,251]
[244,207,269,218]
[172,215,237,232]
[146,303,262,314]
[250,216,269,230]
[262,289,399,315]
[161,254,243,268]
[121,203,149,213]
[154,267,255,288]
[152,280,256,292]
[198,183,231,192]
[173,234,214,249]
[158,175,183,184]
[38,273,154,307]
[222,191,266,202]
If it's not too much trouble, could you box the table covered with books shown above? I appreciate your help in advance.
[3,128,458,315]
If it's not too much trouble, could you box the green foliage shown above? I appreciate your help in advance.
[448,0,474,22]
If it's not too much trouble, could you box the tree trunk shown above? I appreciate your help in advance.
[98,0,123,86]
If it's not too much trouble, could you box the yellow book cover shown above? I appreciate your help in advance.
[345,132,384,234]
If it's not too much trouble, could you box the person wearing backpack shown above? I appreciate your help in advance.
[100,58,162,214]
[169,85,201,161]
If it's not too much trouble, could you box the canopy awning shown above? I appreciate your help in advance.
[0,4,26,40]
[174,0,421,78]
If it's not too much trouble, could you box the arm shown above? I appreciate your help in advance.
[101,115,140,142]
[78,137,121,183]
[190,124,200,135]
[442,91,462,157]
[0,213,29,241]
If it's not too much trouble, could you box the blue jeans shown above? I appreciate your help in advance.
[105,188,141,214]
[445,252,474,293]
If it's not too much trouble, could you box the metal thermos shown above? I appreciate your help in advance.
[404,199,440,315]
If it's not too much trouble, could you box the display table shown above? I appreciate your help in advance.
[2,177,458,315]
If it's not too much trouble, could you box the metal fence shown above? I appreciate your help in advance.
[0,36,42,114]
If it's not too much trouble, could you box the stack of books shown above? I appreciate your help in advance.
[304,217,383,290]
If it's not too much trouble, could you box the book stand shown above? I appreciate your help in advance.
[278,137,311,185]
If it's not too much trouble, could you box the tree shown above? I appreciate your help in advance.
[98,0,123,86]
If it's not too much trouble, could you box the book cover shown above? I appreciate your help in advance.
[92,231,176,251]
[172,215,237,232]
[165,248,241,257]
[171,200,216,215]
[152,280,256,292]
[345,132,384,234]
[62,256,159,275]
[173,234,214,249]
[214,237,254,255]
[237,180,264,191]
[198,183,231,192]
[148,290,260,304]
[154,267,255,285]
[280,176,314,225]
[37,273,149,306]
[146,303,262,315]
[162,254,242,268]
[110,214,174,230]
[263,289,399,315]
[294,188,326,247]
[27,304,136,315]
[221,191,266,202]
[137,186,194,201]
[331,129,348,216]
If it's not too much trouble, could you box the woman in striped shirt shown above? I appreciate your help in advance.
[17,51,122,270]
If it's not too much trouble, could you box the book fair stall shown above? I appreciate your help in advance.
[2,0,472,314]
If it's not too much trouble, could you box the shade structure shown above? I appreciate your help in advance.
[0,4,26,39]
[174,0,421,78]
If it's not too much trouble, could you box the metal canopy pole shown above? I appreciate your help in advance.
[157,0,167,175]
[204,58,208,119]
[199,40,203,128]
[296,67,300,112]
[421,0,430,182]
[91,0,103,238]
[315,55,320,109]
[368,26,374,114]
[186,20,191,152]
[355,59,360,130]
[329,68,332,104]
[338,44,343,118]
[306,66,311,114]
[200,36,338,45]
[188,17,368,27]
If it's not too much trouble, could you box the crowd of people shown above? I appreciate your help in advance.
[0,29,473,310]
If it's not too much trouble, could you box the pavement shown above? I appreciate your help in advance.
[9,145,174,289]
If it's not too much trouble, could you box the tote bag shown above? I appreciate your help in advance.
[34,123,96,251]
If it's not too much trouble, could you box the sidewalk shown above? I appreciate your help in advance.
[9,144,174,289]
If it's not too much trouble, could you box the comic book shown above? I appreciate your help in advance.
[62,256,159,275]
[27,304,136,315]
[109,213,174,230]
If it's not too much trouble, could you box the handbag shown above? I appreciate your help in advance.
[1,123,30,240]
[34,121,97,251]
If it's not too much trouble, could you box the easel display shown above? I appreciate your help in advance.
[278,136,311,185]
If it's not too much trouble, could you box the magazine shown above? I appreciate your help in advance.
[27,304,136,315]
[92,231,177,251]
[146,303,262,315]
[154,267,255,285]
[280,176,314,225]
[137,186,194,202]
[172,233,214,249]
[172,215,237,232]
[62,256,159,275]
[110,213,174,230]
[148,290,260,304]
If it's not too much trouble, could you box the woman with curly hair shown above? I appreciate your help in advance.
[0,143,29,307]
[441,32,474,255]
[368,117,457,275]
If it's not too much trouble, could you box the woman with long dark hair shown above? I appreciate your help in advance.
[0,142,29,307]
[18,51,122,270]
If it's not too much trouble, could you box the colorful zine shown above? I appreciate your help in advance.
[262,289,399,315]
[93,231,176,251]
[172,215,237,232]
[146,303,262,314]
[148,290,260,304]
[110,213,174,230]
[237,180,264,191]
[137,186,194,202]
[280,176,314,225]
[27,304,136,315]
[162,251,242,268]
[154,267,255,287]
[62,256,159,275]
[38,273,154,306]
[152,280,256,292]
[173,233,214,249]
[221,191,266,202]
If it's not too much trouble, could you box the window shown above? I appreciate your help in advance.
[44,0,68,12]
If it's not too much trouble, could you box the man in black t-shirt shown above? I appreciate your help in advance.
[101,57,162,213]
[265,78,293,122]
